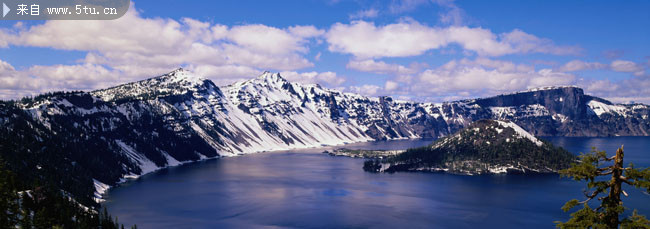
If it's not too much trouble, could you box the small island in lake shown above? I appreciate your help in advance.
[361,119,576,175]
[323,148,404,158]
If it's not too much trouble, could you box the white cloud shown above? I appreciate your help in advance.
[432,0,465,26]
[288,25,325,38]
[559,60,606,72]
[388,0,465,25]
[1,3,647,104]
[346,59,422,75]
[416,66,575,94]
[461,57,534,72]
[0,59,122,99]
[280,71,346,86]
[349,9,379,19]
[386,57,650,104]
[611,60,645,76]
[581,77,650,104]
[190,64,261,86]
[0,59,14,72]
[325,20,579,59]
[346,84,384,96]
[385,80,399,91]
[582,79,620,93]
[0,4,326,99]
[326,20,445,59]
[384,58,578,101]
[228,24,322,55]
[575,60,650,103]
[498,30,580,56]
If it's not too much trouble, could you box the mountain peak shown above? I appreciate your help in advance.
[436,119,544,149]
[162,68,204,84]
[92,68,209,101]
[256,71,286,83]
[170,67,185,74]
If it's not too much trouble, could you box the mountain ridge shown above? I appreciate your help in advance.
[1,68,649,206]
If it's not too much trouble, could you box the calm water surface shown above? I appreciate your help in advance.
[105,137,650,228]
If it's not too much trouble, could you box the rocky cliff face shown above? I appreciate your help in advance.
[1,69,649,202]
[467,86,650,136]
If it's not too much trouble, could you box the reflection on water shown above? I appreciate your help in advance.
[105,137,650,229]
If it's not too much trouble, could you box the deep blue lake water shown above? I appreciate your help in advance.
[105,137,650,228]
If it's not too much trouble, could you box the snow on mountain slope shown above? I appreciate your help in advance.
[588,100,629,117]
[495,120,543,146]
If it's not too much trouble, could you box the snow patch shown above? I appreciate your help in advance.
[588,100,628,117]
[496,120,543,147]
[115,140,159,175]
[552,113,568,123]
[93,179,109,203]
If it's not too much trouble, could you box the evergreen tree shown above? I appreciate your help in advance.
[556,146,650,228]
[0,162,19,228]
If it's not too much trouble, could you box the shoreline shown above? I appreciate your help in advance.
[95,137,401,202]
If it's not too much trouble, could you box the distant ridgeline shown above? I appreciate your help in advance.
[0,69,648,220]
[363,120,576,175]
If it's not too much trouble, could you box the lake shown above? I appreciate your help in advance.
[104,137,650,228]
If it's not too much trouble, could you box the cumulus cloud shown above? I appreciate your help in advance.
[346,84,384,96]
[582,76,650,104]
[4,10,322,63]
[378,57,650,104]
[1,3,647,104]
[416,65,575,95]
[373,58,578,101]
[326,20,445,58]
[228,24,323,55]
[582,79,620,94]
[0,59,122,99]
[341,57,650,103]
[190,64,261,86]
[384,80,399,91]
[325,20,580,59]
[0,4,327,99]
[280,71,346,87]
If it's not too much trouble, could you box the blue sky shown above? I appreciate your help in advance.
[0,0,648,103]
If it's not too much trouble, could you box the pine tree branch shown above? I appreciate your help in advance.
[580,190,600,204]
[599,170,614,176]
[597,167,611,172]
[603,155,616,161]
[620,176,634,185]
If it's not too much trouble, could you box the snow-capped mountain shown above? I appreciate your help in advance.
[1,68,649,204]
